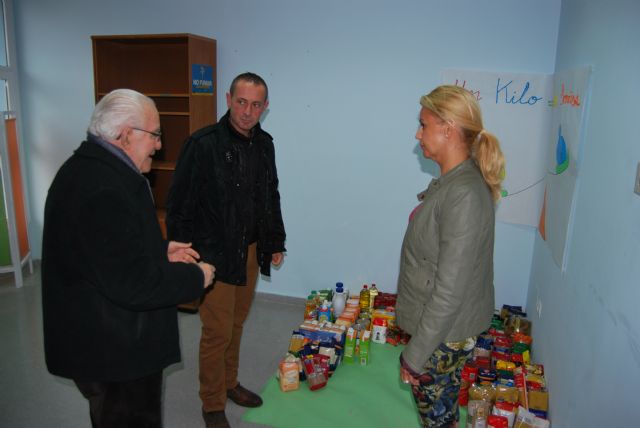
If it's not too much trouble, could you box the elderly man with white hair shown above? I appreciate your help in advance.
[42,88,215,428]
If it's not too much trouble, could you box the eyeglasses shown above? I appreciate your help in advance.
[132,127,162,141]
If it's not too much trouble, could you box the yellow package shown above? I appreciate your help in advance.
[496,360,516,372]
[370,309,396,329]
[527,390,549,412]
[469,383,496,403]
[495,384,519,404]
[335,317,353,327]
[288,333,305,355]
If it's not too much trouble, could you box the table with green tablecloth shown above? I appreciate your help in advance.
[243,343,422,428]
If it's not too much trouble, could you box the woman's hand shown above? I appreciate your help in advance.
[400,366,420,386]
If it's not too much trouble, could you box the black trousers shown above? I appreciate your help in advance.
[74,372,163,428]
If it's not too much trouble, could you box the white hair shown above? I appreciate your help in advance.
[87,89,156,141]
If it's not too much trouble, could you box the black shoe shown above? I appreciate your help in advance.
[226,383,263,408]
[202,409,230,428]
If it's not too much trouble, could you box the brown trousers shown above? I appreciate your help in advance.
[199,243,259,411]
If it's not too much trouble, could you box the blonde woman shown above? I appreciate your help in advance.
[396,85,505,427]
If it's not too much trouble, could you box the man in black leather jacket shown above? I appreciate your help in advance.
[166,72,286,428]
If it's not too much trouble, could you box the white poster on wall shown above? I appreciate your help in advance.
[441,69,553,227]
[541,66,592,271]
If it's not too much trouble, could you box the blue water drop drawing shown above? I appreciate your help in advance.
[556,126,569,174]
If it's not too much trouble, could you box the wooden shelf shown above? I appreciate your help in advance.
[92,33,216,237]
[156,208,167,238]
[97,92,190,98]
[142,93,190,98]
[151,160,176,171]
[159,112,189,116]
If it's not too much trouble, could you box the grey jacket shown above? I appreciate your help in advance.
[396,159,495,373]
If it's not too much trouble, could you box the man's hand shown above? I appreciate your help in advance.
[198,262,215,288]
[167,241,200,263]
[271,252,284,266]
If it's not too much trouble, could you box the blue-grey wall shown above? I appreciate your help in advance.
[526,0,640,425]
[14,0,640,424]
[14,0,560,307]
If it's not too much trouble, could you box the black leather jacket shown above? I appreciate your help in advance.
[166,112,286,285]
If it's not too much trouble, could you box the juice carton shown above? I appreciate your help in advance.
[359,330,371,365]
[343,327,356,363]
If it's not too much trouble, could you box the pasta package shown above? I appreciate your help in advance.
[278,354,300,392]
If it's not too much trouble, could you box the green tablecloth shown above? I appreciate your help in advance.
[243,343,421,428]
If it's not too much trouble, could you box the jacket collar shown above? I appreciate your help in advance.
[219,111,271,143]
[436,158,475,184]
[86,133,139,172]
[418,158,476,201]
[75,137,148,188]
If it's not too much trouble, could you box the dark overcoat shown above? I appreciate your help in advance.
[42,138,203,382]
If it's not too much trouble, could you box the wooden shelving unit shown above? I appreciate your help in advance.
[92,33,217,236]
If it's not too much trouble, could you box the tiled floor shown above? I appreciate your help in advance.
[0,265,304,427]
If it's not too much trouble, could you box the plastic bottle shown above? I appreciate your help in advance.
[304,294,317,320]
[359,284,370,314]
[318,300,331,322]
[332,282,346,319]
[472,404,488,428]
[369,283,379,310]
[310,290,320,307]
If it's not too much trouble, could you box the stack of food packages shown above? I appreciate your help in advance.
[459,305,550,428]
[278,287,408,392]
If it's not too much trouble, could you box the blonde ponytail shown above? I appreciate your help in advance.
[472,130,505,202]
